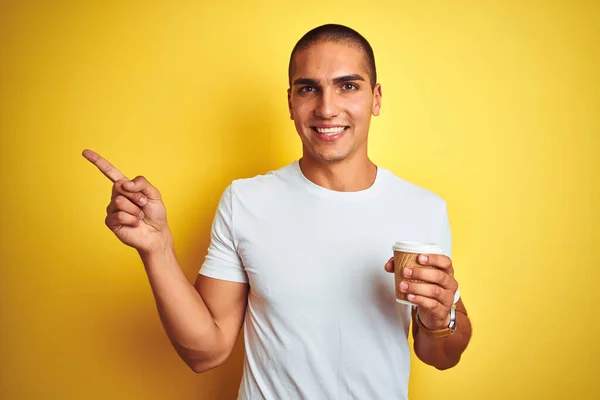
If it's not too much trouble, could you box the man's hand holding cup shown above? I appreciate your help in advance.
[384,242,459,330]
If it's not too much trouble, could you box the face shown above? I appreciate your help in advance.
[288,41,382,165]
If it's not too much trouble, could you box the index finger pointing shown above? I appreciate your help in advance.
[82,149,128,183]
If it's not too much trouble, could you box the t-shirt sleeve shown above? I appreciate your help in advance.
[438,202,461,304]
[199,184,248,283]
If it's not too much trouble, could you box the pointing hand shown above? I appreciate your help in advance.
[82,149,172,255]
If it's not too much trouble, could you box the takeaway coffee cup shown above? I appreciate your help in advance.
[393,241,444,306]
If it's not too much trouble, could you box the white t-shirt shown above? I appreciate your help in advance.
[200,160,460,400]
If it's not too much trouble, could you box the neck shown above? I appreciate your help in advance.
[299,155,377,192]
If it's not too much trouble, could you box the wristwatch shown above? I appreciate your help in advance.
[414,304,456,339]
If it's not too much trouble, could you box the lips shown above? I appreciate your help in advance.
[311,125,349,141]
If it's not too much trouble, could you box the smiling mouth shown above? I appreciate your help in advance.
[311,126,349,136]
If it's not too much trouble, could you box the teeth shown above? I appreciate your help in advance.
[316,127,345,135]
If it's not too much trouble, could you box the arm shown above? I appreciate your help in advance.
[81,149,248,373]
[409,205,472,369]
[412,298,472,370]
[141,244,249,373]
[399,253,472,370]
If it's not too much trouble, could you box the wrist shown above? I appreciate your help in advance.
[139,232,175,262]
[417,309,451,330]
[415,305,457,339]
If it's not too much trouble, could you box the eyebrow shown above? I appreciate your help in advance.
[292,74,366,86]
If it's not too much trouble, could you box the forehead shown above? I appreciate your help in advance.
[291,41,369,80]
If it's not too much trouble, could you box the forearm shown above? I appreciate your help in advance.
[413,310,472,370]
[139,240,225,370]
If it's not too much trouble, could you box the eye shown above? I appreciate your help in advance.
[342,83,358,91]
[299,86,318,93]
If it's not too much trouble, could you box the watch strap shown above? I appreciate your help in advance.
[413,305,456,339]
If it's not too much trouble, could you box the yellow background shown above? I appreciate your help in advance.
[1,1,598,399]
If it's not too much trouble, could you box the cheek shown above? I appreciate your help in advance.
[294,102,314,123]
[346,100,371,122]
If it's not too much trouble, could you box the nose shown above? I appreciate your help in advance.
[315,88,340,119]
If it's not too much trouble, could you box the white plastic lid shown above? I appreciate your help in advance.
[392,241,443,254]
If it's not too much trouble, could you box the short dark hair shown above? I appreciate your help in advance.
[288,24,377,89]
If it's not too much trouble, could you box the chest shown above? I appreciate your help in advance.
[235,197,438,309]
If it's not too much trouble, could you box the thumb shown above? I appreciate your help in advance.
[123,175,162,200]
[384,256,394,273]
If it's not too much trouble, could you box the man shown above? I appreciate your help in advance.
[83,24,471,399]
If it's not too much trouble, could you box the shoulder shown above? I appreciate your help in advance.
[227,161,298,201]
[378,166,447,211]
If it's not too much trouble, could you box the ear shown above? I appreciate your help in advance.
[287,88,294,120]
[371,83,382,116]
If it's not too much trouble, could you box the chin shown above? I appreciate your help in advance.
[314,149,352,163]
[300,137,355,164]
